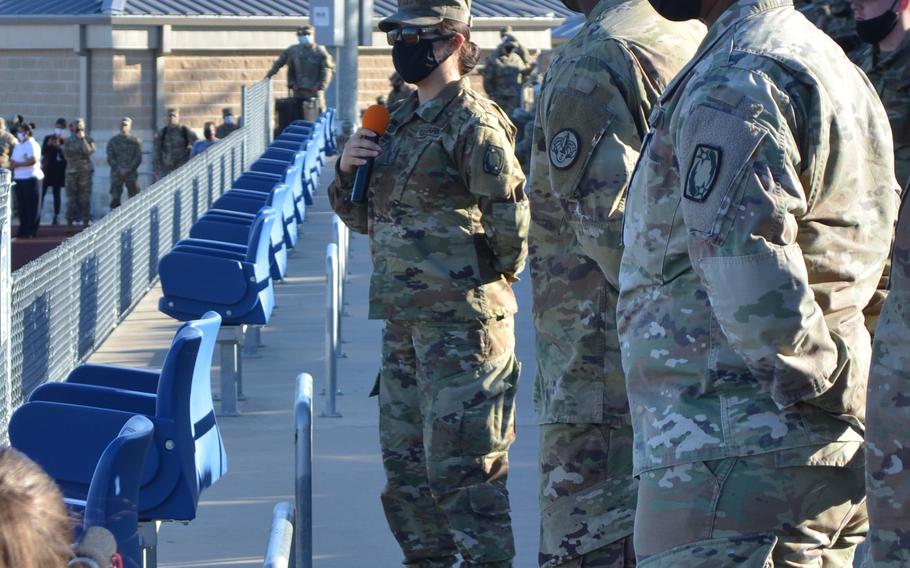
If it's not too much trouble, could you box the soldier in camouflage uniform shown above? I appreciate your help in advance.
[499,26,531,65]
[153,108,196,180]
[865,185,910,567]
[529,1,703,566]
[266,25,336,113]
[62,118,96,227]
[215,107,240,139]
[107,116,142,209]
[852,0,910,189]
[618,0,899,564]
[0,118,17,170]
[482,43,534,118]
[329,1,529,565]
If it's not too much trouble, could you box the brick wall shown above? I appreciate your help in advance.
[0,50,81,131]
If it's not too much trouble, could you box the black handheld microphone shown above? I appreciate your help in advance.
[351,105,391,204]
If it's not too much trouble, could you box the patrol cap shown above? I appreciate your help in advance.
[120,117,132,126]
[73,117,86,127]
[297,25,312,35]
[222,107,233,116]
[167,107,179,116]
[378,0,472,32]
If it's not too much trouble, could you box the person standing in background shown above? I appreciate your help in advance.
[153,108,196,180]
[265,26,336,113]
[41,118,67,225]
[482,41,534,118]
[9,123,43,238]
[62,118,95,229]
[107,117,142,209]
[215,107,240,139]
[385,72,415,110]
[0,117,18,171]
[191,122,219,157]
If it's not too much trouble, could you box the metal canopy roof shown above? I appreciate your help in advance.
[0,0,572,18]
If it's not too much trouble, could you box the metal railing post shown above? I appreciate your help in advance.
[263,502,295,568]
[0,171,10,439]
[294,373,313,568]
[321,244,341,417]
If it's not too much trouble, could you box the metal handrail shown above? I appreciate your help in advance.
[322,244,341,418]
[294,373,314,568]
[263,502,295,568]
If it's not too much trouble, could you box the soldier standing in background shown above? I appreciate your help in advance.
[107,117,142,209]
[385,72,414,110]
[853,0,910,189]
[0,118,18,170]
[529,1,703,566]
[153,108,196,180]
[482,41,534,118]
[41,118,67,225]
[215,107,240,139]
[499,26,531,64]
[265,26,336,113]
[62,118,95,228]
[619,0,899,563]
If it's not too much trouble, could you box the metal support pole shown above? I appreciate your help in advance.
[139,521,160,568]
[243,324,262,358]
[264,502,295,568]
[294,373,314,568]
[322,245,342,417]
[217,326,243,416]
[340,0,360,129]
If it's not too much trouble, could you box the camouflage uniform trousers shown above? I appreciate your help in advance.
[109,169,140,209]
[634,451,868,567]
[379,316,519,568]
[65,169,92,223]
[539,423,637,568]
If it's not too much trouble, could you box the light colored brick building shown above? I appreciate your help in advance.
[0,0,566,215]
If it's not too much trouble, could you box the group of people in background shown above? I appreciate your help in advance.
[0,106,240,239]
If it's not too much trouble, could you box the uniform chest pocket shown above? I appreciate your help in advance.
[393,132,460,210]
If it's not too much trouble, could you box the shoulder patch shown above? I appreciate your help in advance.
[483,144,505,176]
[684,145,722,202]
[549,129,580,170]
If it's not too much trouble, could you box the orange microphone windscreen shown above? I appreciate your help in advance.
[362,105,391,136]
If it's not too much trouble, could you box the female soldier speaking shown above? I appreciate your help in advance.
[328,1,530,565]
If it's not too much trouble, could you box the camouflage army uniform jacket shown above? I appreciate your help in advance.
[107,133,142,172]
[617,0,900,475]
[328,78,530,322]
[63,136,96,173]
[269,44,336,92]
[858,34,910,190]
[483,52,532,99]
[154,125,196,173]
[529,0,703,425]
[866,198,910,566]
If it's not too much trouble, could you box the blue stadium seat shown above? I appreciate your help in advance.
[18,312,227,523]
[234,170,305,225]
[215,184,296,250]
[249,157,305,208]
[191,207,288,281]
[10,412,154,568]
[158,209,276,325]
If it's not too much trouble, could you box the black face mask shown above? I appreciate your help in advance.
[648,0,702,21]
[857,0,900,44]
[393,39,449,84]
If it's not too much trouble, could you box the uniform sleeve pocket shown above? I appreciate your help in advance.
[677,105,767,242]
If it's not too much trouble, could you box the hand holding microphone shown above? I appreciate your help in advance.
[340,105,391,203]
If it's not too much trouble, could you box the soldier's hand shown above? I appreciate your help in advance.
[339,128,383,175]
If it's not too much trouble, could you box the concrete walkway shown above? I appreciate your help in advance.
[88,162,542,567]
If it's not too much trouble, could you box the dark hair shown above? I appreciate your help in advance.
[439,20,480,76]
[204,121,216,140]
[0,448,74,567]
[55,118,67,127]
[19,123,33,137]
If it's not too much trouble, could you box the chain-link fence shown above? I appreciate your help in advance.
[0,80,273,442]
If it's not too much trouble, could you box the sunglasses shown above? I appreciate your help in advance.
[386,26,453,47]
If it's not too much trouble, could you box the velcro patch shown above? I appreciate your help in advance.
[684,145,722,202]
[483,145,505,176]
[549,129,580,170]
